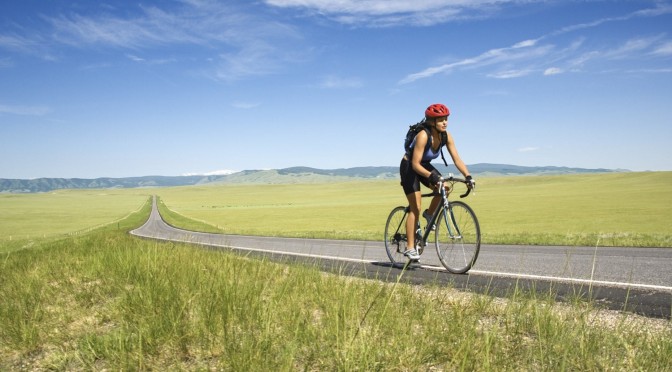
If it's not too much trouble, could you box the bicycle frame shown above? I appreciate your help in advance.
[417,180,460,246]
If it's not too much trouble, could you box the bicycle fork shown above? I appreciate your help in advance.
[439,202,463,240]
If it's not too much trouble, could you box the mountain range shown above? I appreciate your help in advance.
[0,164,627,193]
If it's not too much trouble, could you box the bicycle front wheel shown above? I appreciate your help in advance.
[435,201,481,274]
[384,206,408,265]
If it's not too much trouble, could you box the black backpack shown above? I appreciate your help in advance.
[404,120,449,166]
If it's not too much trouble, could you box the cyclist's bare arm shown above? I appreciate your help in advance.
[445,131,471,178]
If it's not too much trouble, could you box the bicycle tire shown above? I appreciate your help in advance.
[384,206,409,265]
[435,201,481,274]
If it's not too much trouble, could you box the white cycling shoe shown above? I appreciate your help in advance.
[403,248,420,261]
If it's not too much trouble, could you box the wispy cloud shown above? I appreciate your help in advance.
[653,41,672,56]
[1,1,303,81]
[265,0,672,29]
[400,39,550,83]
[487,69,533,79]
[559,35,671,72]
[46,2,260,48]
[126,54,176,65]
[265,0,538,27]
[602,35,665,59]
[543,67,563,76]
[0,33,57,60]
[400,4,672,83]
[126,54,145,63]
[0,34,32,51]
[545,3,672,38]
[215,43,286,82]
[0,104,51,116]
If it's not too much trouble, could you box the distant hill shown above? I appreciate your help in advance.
[0,175,221,193]
[0,163,627,193]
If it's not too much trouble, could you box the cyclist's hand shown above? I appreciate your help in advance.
[465,175,476,190]
[429,170,443,186]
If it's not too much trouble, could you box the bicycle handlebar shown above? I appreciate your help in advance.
[444,176,473,198]
[421,176,474,198]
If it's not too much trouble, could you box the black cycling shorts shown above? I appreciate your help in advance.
[399,157,440,195]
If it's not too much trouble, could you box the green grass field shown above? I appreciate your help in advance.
[1,202,670,370]
[0,190,150,253]
[1,173,671,369]
[2,172,670,248]
[156,172,672,247]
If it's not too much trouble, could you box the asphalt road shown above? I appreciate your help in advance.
[131,197,672,319]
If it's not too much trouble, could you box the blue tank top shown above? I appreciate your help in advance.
[410,134,441,163]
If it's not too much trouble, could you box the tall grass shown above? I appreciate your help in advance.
[1,203,671,370]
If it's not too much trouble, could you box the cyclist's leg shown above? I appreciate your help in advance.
[400,157,425,259]
[427,195,441,215]
[405,191,422,251]
[419,163,441,216]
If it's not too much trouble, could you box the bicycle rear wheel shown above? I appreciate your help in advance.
[435,201,481,274]
[384,206,409,265]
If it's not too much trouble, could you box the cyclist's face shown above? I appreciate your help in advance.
[434,116,448,131]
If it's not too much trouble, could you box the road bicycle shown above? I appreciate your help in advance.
[384,175,481,274]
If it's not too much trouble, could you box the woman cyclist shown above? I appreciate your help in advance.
[399,103,475,261]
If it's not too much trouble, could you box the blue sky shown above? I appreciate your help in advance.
[1,0,671,178]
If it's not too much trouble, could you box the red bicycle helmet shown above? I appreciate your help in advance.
[425,103,450,118]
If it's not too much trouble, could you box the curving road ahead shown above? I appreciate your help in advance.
[131,197,672,319]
